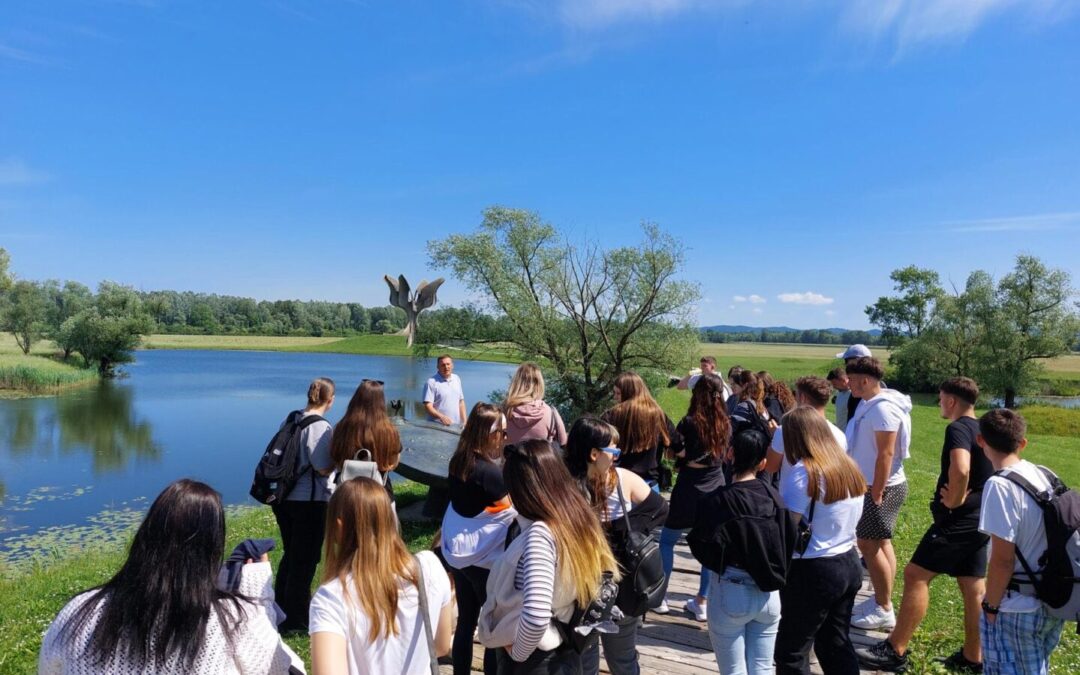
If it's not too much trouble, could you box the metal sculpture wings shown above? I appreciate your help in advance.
[383,274,445,347]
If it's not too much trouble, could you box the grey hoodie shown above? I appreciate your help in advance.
[505,400,568,446]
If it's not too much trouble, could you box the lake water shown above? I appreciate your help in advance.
[0,350,516,558]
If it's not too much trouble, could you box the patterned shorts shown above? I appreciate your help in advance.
[856,482,908,540]
[981,607,1064,675]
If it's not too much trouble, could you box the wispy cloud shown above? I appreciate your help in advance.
[0,158,51,186]
[825,309,837,317]
[778,291,834,305]
[0,42,49,64]
[841,0,1076,51]
[732,294,766,304]
[554,0,741,30]
[942,211,1080,233]
[752,307,763,315]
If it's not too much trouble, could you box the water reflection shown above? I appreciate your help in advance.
[53,384,161,473]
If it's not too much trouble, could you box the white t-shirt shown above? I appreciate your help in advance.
[780,460,864,559]
[846,394,911,487]
[309,550,452,675]
[423,373,464,424]
[979,460,1052,613]
[688,374,733,401]
[769,418,847,484]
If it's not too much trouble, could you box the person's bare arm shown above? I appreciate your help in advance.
[983,535,1016,624]
[311,632,348,675]
[871,430,898,504]
[458,398,467,426]
[425,401,451,425]
[675,375,692,390]
[765,450,783,475]
[435,599,454,657]
[939,448,972,509]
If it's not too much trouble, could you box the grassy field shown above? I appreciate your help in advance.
[0,336,98,395]
[140,334,342,350]
[0,481,437,675]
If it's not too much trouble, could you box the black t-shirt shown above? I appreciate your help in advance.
[676,417,724,468]
[933,416,992,513]
[448,457,507,518]
[601,411,682,484]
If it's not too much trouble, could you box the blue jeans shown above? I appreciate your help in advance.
[659,527,710,598]
[707,568,781,675]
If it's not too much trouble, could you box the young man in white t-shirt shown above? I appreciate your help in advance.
[976,409,1064,674]
[845,357,913,631]
[765,376,847,478]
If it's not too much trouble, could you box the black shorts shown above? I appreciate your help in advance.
[856,482,908,540]
[910,509,989,578]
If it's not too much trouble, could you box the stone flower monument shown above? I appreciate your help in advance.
[384,274,445,347]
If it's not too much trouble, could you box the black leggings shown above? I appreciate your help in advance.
[451,565,497,675]
[271,500,327,631]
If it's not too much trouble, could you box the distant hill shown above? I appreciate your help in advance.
[700,325,882,336]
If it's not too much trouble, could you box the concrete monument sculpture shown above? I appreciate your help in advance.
[383,274,445,347]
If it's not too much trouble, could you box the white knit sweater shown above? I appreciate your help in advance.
[38,561,304,675]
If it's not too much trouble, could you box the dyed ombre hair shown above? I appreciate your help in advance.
[781,407,865,504]
[503,439,620,605]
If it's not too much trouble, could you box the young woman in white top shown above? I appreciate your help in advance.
[39,479,300,675]
[478,439,620,674]
[310,477,453,675]
[774,408,867,675]
[564,417,669,675]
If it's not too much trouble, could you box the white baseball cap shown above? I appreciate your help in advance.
[837,344,873,359]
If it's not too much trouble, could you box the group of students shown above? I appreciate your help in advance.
[36,349,1068,675]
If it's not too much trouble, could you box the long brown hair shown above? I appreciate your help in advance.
[733,370,766,415]
[686,374,732,459]
[563,417,618,521]
[331,380,401,472]
[781,407,865,504]
[449,402,504,481]
[322,478,416,641]
[503,440,620,605]
[605,371,670,454]
[504,362,545,410]
[758,371,795,413]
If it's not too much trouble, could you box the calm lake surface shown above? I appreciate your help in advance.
[0,350,516,557]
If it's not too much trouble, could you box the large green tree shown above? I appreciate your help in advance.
[62,282,153,376]
[3,280,48,354]
[428,206,699,413]
[865,266,944,347]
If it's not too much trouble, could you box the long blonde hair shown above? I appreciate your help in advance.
[504,439,620,605]
[504,362,546,410]
[322,478,416,641]
[605,371,670,454]
[781,407,865,504]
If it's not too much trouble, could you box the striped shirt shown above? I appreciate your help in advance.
[511,521,557,662]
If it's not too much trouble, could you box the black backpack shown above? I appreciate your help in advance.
[612,479,666,617]
[249,411,326,505]
[1000,466,1080,622]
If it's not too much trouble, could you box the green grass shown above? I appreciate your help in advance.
[0,353,98,395]
[657,386,1080,673]
[0,481,437,675]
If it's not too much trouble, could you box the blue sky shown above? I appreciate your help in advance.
[2,0,1078,329]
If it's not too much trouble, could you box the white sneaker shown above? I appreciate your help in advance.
[852,595,877,618]
[685,597,707,622]
[652,599,670,614]
[851,604,896,631]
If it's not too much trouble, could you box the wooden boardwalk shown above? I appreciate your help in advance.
[443,535,892,674]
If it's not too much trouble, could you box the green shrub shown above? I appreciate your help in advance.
[1020,404,1080,438]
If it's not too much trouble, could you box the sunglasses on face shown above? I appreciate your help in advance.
[600,446,621,460]
[362,378,385,386]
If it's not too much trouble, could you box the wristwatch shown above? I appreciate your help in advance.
[981,600,1000,615]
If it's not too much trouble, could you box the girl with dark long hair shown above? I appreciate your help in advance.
[758,371,795,422]
[478,439,620,674]
[656,373,731,621]
[39,479,299,673]
[441,402,516,675]
[330,379,401,502]
[564,418,669,675]
[311,477,453,674]
[601,371,682,489]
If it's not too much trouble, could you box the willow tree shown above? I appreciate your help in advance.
[428,206,700,414]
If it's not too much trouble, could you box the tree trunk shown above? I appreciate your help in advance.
[1004,388,1017,409]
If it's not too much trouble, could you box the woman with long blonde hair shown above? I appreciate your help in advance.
[601,371,681,489]
[503,362,567,446]
[478,439,620,673]
[774,407,867,675]
[330,380,401,501]
[310,477,453,675]
[442,403,515,675]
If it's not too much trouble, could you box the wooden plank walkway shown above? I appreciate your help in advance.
[441,535,892,674]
